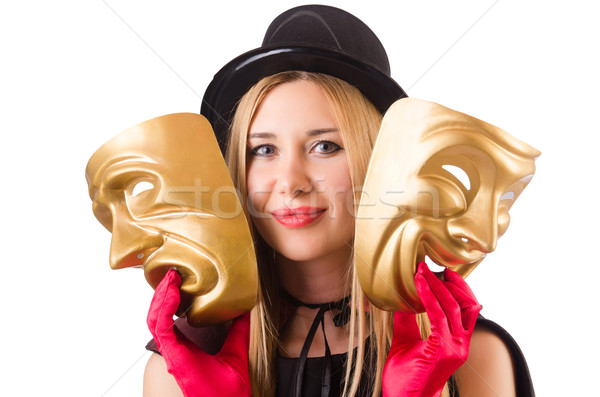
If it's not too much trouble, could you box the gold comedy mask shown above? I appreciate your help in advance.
[85,113,258,326]
[356,98,540,312]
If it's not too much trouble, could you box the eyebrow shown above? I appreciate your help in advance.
[248,128,339,139]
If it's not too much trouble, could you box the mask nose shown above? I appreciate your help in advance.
[108,209,163,269]
[447,206,498,253]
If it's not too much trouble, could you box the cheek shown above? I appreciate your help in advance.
[246,163,273,214]
[324,162,354,220]
[245,164,276,247]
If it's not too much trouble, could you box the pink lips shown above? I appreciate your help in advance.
[271,206,326,228]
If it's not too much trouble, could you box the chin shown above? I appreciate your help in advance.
[256,219,353,260]
[271,235,340,261]
[275,241,326,261]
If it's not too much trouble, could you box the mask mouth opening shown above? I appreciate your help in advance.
[421,241,450,277]
[424,254,446,276]
[144,263,203,319]
[422,237,484,271]
[146,261,219,296]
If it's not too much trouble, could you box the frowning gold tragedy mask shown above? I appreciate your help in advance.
[356,98,540,312]
[85,113,258,326]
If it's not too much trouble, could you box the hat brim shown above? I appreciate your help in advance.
[201,45,407,151]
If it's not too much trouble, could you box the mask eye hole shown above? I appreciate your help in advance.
[500,191,515,201]
[132,181,155,197]
[442,164,471,191]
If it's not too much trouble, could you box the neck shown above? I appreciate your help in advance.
[276,244,353,304]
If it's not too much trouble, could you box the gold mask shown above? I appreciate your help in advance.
[356,98,540,312]
[85,113,258,326]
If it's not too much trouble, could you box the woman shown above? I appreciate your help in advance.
[144,5,533,397]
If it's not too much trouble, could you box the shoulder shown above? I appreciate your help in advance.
[143,353,184,397]
[143,318,232,396]
[453,323,516,397]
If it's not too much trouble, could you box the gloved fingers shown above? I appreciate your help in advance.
[416,263,461,336]
[442,270,481,333]
[147,269,182,347]
[217,312,251,392]
[443,281,481,333]
[391,310,422,346]
[442,268,478,303]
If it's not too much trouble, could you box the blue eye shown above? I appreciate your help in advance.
[251,144,277,157]
[312,140,342,154]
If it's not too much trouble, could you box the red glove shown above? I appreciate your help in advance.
[147,269,251,397]
[383,263,481,397]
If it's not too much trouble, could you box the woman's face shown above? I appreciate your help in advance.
[246,80,355,262]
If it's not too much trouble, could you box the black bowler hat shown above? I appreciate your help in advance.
[201,4,407,152]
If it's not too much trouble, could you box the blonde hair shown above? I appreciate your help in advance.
[225,71,448,397]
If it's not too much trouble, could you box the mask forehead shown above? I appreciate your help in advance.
[417,132,537,213]
[86,114,239,214]
[356,98,540,312]
[85,113,257,326]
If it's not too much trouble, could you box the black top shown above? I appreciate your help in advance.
[276,349,372,397]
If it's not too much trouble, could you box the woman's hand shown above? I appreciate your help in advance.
[147,269,251,397]
[382,263,481,397]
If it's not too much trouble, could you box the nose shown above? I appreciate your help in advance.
[447,206,498,253]
[108,205,163,269]
[276,155,313,199]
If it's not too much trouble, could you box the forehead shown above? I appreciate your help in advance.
[249,80,338,135]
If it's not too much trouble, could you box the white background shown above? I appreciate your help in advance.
[1,1,598,395]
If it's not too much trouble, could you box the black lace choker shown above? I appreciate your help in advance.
[283,291,352,397]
